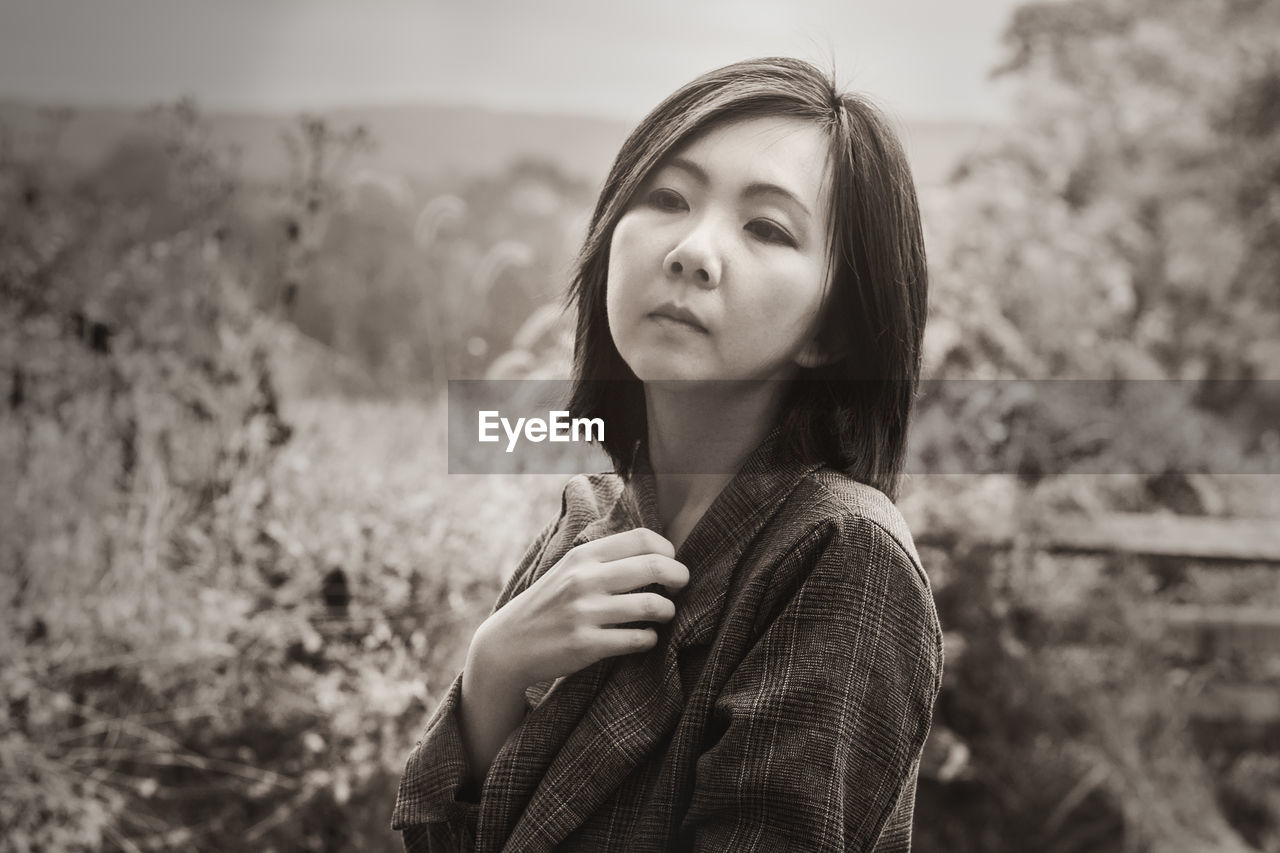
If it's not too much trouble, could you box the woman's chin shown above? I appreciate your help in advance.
[636,373,705,386]
[625,360,709,385]
[622,350,711,379]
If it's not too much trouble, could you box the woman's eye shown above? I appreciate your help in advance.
[647,188,686,212]
[746,219,796,247]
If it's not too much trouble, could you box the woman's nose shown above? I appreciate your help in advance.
[664,221,722,288]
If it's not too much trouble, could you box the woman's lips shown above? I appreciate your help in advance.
[649,303,708,332]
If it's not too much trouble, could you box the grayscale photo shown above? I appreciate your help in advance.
[2,1,1278,851]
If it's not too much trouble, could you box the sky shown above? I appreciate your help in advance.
[0,0,1025,121]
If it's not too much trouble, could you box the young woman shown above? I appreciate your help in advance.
[393,57,942,852]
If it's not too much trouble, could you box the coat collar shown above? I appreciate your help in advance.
[476,427,825,852]
[620,425,824,648]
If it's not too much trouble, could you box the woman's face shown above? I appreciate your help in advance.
[606,115,836,385]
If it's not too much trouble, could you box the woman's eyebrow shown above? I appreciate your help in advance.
[743,182,810,218]
[664,156,810,218]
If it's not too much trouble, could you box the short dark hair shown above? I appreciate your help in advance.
[564,57,928,501]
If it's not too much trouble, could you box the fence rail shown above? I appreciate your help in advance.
[1040,513,1280,564]
[921,512,1280,565]
[922,510,1280,730]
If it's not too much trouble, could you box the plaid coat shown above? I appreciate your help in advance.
[392,431,944,852]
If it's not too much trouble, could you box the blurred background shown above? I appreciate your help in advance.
[2,0,1279,850]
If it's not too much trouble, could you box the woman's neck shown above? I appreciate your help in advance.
[642,381,788,546]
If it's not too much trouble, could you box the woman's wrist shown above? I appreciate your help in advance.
[465,618,528,704]
[457,622,530,792]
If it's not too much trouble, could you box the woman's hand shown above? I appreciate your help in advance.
[472,528,689,693]
[454,528,687,793]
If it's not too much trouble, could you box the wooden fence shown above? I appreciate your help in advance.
[920,511,1280,732]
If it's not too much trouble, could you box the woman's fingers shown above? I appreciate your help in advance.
[585,626,661,659]
[590,591,677,625]
[590,553,690,595]
[572,527,675,564]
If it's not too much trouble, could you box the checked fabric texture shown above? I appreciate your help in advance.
[392,429,944,852]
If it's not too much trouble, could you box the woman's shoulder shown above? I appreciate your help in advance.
[757,466,931,617]
[733,465,944,688]
[802,469,920,562]
[771,468,944,675]
[771,467,928,594]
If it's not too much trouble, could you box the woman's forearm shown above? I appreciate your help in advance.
[456,623,528,796]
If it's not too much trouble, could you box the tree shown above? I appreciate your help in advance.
[941,0,1280,387]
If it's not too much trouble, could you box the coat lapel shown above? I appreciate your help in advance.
[478,429,823,852]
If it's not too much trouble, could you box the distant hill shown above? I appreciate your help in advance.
[0,98,994,189]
